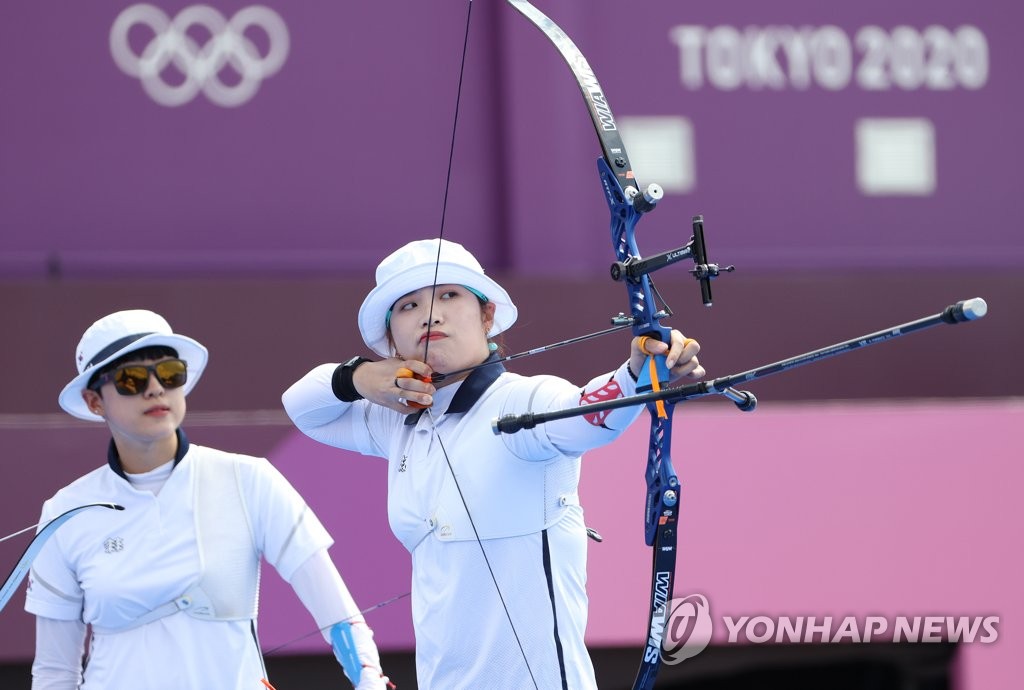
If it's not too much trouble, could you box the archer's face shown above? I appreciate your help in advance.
[82,356,186,448]
[388,284,495,376]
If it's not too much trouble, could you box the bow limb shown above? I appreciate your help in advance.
[0,502,124,614]
[506,3,679,688]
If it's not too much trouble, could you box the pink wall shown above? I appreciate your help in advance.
[579,399,1019,689]
[2,399,1016,686]
[252,398,1020,688]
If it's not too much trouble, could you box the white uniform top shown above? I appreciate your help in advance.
[25,432,332,690]
[283,357,643,690]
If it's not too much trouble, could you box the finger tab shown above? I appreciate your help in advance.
[397,367,433,384]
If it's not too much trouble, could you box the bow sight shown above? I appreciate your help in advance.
[610,213,735,308]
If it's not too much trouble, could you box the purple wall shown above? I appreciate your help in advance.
[1,1,1020,688]
[2,1,1021,276]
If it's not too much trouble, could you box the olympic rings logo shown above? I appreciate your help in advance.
[109,4,289,107]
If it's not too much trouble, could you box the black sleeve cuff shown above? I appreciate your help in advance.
[332,356,371,402]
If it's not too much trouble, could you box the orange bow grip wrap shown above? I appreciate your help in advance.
[635,336,667,419]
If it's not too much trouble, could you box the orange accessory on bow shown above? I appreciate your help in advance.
[636,336,668,419]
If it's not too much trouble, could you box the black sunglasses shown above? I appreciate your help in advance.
[89,359,189,396]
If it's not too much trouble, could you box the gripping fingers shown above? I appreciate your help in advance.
[395,367,432,409]
[674,356,705,379]
[395,367,413,388]
[637,335,656,356]
[660,334,699,370]
[639,334,698,362]
[670,336,700,372]
[637,335,695,355]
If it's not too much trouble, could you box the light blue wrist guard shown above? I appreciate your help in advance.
[330,621,362,685]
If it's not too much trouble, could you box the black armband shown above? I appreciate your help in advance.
[332,356,371,402]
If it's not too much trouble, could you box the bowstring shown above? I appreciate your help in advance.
[427,416,540,690]
[422,0,474,366]
[261,592,411,656]
[423,2,539,687]
[0,522,41,544]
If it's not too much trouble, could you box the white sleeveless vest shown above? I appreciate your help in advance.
[92,450,260,633]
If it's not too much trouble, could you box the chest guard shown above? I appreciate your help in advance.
[93,449,259,633]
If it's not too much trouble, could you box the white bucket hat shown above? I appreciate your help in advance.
[58,309,209,422]
[358,239,518,357]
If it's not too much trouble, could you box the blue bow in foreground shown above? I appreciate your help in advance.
[505,2,736,687]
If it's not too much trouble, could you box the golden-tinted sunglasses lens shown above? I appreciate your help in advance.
[111,359,188,396]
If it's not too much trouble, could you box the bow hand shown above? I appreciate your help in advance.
[629,332,705,389]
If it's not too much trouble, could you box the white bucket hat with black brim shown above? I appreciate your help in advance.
[58,309,209,422]
[358,239,518,357]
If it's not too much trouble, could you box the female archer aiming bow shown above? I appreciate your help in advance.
[282,238,705,689]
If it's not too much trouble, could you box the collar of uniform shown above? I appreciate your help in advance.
[106,428,190,479]
[404,353,505,425]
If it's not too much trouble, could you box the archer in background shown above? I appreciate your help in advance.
[26,309,389,690]
[282,238,704,689]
